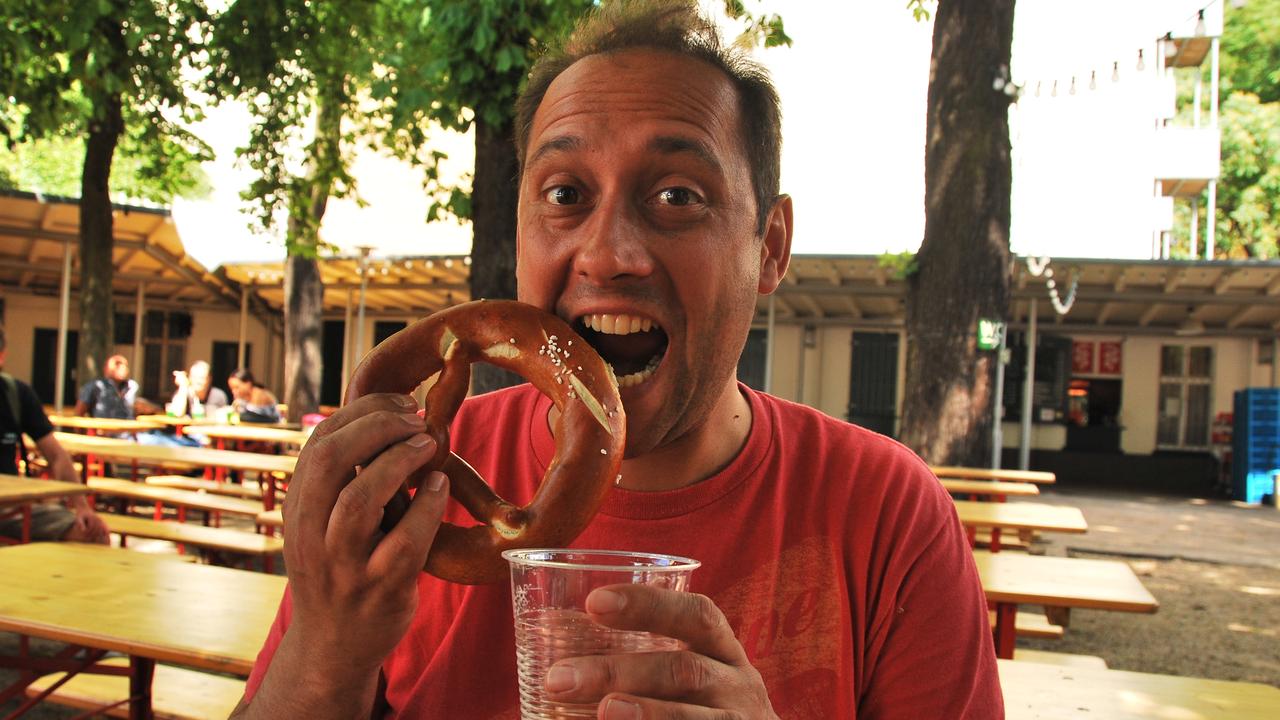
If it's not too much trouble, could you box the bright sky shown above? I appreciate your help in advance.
[172,0,1222,270]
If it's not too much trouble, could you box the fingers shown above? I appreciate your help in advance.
[585,586,748,665]
[546,649,739,708]
[369,471,450,585]
[596,695,739,720]
[324,433,437,564]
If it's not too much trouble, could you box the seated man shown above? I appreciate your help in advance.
[166,360,229,419]
[73,354,160,420]
[0,326,108,544]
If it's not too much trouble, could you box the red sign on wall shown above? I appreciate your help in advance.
[1098,341,1123,375]
[1072,341,1095,374]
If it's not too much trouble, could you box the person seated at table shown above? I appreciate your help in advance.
[166,360,229,420]
[228,369,281,424]
[0,325,108,544]
[73,355,161,420]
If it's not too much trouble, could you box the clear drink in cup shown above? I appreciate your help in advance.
[503,549,700,719]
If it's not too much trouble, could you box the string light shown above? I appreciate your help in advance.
[1136,49,1145,72]
[1194,9,1206,37]
[1035,81,1042,97]
[1051,80,1058,97]
[1089,70,1097,91]
[1069,76,1077,95]
[1112,61,1120,83]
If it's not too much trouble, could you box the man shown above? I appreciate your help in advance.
[73,354,160,420]
[165,360,228,419]
[0,326,109,544]
[237,2,1002,717]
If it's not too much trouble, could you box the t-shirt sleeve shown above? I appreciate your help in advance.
[244,584,294,701]
[77,380,97,406]
[18,382,54,442]
[857,463,1004,719]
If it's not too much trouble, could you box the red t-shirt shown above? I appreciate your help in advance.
[246,384,1003,718]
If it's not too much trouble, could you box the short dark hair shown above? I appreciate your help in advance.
[514,0,783,234]
[230,368,258,387]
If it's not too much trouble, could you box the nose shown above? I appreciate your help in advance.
[571,198,654,285]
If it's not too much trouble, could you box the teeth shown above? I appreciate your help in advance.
[581,313,656,336]
[612,354,662,389]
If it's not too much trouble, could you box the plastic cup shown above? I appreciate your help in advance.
[503,549,700,719]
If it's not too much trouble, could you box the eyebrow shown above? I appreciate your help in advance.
[528,135,583,166]
[648,135,722,174]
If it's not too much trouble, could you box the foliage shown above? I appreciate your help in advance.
[0,134,211,202]
[1171,92,1280,260]
[877,250,919,280]
[0,0,215,197]
[906,0,935,23]
[1220,0,1280,104]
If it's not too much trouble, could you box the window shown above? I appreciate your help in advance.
[1157,344,1212,449]
[141,311,192,400]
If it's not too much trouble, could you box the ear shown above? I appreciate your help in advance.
[757,193,793,294]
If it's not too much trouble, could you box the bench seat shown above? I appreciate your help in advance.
[1012,649,1108,669]
[989,609,1064,639]
[103,514,283,557]
[25,658,245,720]
[145,475,267,500]
[89,478,263,518]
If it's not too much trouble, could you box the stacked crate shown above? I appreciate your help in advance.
[1232,389,1280,504]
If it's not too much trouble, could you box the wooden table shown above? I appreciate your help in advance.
[954,500,1087,551]
[976,550,1158,659]
[48,416,164,434]
[932,465,1056,484]
[0,475,91,543]
[942,478,1040,501]
[0,542,284,718]
[198,424,309,450]
[1000,658,1280,719]
[132,415,218,437]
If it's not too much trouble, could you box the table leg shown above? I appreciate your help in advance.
[993,603,1017,659]
[128,656,155,720]
[990,528,1002,553]
[20,506,31,544]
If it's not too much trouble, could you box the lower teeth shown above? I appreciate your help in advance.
[613,355,661,388]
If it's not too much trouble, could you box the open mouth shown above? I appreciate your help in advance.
[575,313,669,389]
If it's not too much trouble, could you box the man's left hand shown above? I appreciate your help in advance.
[71,505,110,544]
[544,585,778,719]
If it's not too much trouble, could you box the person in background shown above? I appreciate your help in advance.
[228,369,281,424]
[0,325,109,544]
[166,360,228,419]
[73,354,161,420]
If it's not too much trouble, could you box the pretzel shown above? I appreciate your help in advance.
[344,299,625,584]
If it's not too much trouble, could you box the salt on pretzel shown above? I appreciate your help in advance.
[344,299,625,584]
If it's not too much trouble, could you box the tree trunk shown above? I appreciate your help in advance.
[899,0,1015,466]
[77,92,123,387]
[283,253,323,422]
[468,116,522,394]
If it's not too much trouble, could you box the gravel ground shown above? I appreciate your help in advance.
[2,486,1277,718]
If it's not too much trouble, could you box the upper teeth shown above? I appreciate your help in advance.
[583,314,655,335]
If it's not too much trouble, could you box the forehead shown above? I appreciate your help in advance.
[526,48,743,164]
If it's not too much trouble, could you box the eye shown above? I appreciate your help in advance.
[544,186,580,205]
[654,187,701,206]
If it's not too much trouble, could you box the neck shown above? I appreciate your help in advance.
[619,381,751,491]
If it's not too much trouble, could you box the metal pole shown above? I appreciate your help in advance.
[1019,298,1038,470]
[1189,199,1199,258]
[54,242,72,412]
[1207,181,1217,260]
[354,248,372,370]
[764,294,776,394]
[1193,72,1202,129]
[341,289,354,401]
[237,290,248,370]
[1210,38,1220,127]
[991,322,1008,469]
[133,283,144,378]
[1273,337,1279,389]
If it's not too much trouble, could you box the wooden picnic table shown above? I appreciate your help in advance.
[976,550,1158,659]
[999,658,1280,719]
[0,542,284,719]
[931,465,1056,484]
[47,416,164,434]
[942,478,1040,500]
[954,500,1087,551]
[0,474,92,543]
[197,424,309,450]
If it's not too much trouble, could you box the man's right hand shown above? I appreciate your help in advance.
[243,393,448,717]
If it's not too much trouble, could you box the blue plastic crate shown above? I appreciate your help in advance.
[1233,390,1280,502]
[1238,470,1278,505]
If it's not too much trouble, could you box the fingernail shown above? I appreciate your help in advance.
[545,665,579,693]
[400,412,425,425]
[406,434,433,448]
[586,589,626,614]
[394,395,416,408]
[603,698,641,720]
[424,471,446,492]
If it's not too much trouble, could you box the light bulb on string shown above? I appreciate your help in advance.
[1089,70,1097,90]
[1069,76,1077,95]
[1051,80,1058,97]
[1035,81,1042,97]
[1163,33,1178,59]
[1136,49,1145,71]
[1112,61,1120,82]
[1194,9,1206,37]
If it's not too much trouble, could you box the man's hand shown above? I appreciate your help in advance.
[244,394,449,718]
[67,503,109,544]
[544,585,778,719]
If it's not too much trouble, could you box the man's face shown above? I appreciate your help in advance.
[190,366,210,393]
[107,358,129,382]
[516,49,776,457]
